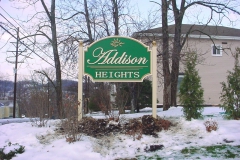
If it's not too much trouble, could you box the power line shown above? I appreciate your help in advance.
[0,14,56,73]
[0,24,55,67]
[1,13,63,73]
[0,6,54,59]
[0,9,78,79]
[0,10,54,61]
[12,27,21,118]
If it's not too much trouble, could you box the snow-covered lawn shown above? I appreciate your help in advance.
[1,107,240,160]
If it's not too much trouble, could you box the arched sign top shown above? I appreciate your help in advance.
[85,36,151,52]
[84,36,152,82]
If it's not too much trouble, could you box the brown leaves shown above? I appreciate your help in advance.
[142,115,171,136]
[75,115,172,140]
[204,119,218,132]
[125,118,143,140]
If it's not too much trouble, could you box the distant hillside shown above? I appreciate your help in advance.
[0,79,78,96]
[62,79,78,93]
[0,80,13,94]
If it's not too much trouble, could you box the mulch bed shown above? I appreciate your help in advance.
[77,115,172,138]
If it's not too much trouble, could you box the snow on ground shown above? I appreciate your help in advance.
[0,107,240,160]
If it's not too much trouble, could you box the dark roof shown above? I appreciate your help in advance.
[136,24,240,37]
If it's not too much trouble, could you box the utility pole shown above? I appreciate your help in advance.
[13,27,19,118]
[7,27,26,118]
[47,80,50,118]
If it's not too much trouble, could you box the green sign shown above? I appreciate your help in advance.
[84,36,151,82]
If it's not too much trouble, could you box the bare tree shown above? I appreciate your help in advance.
[91,83,112,115]
[39,0,63,118]
[58,0,147,114]
[161,0,171,110]
[115,83,129,114]
[19,73,49,126]
[7,0,65,118]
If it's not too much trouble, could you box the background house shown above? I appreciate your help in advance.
[0,100,17,118]
[133,24,240,105]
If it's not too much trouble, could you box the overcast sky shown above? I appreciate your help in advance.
[1,0,240,81]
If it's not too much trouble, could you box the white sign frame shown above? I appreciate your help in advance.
[78,39,157,121]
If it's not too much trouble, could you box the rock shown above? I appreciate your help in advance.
[223,139,234,143]
[144,144,164,152]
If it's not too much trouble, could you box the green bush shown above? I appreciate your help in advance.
[0,142,25,160]
[178,52,204,120]
[88,97,101,112]
[220,48,240,119]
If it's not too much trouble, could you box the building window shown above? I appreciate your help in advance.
[177,74,184,92]
[211,44,222,56]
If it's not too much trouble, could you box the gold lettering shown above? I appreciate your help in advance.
[105,53,117,64]
[128,72,133,78]
[138,57,148,64]
[87,48,105,64]
[102,72,108,78]
[134,72,140,78]
[113,52,126,64]
[87,48,117,64]
[130,57,138,64]
[124,55,131,64]
[87,48,148,65]
[114,72,121,78]
[109,72,113,78]
[121,72,128,78]
[95,71,102,78]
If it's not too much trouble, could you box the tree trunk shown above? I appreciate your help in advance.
[84,0,94,43]
[162,0,171,111]
[111,0,119,35]
[171,0,185,107]
[83,0,94,115]
[50,0,63,118]
[171,21,181,107]
[39,0,63,118]
[130,83,135,113]
[136,82,140,113]
[118,105,125,114]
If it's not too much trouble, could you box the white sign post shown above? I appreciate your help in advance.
[152,41,157,118]
[78,41,83,121]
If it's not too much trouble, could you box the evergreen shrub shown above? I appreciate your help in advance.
[179,52,204,120]
[220,48,240,119]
